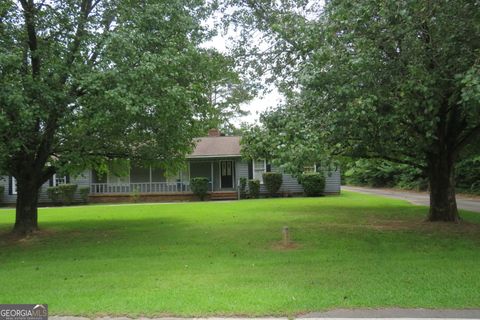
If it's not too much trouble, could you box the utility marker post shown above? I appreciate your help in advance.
[282,226,290,246]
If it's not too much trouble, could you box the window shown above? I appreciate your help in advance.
[53,174,67,186]
[303,164,317,173]
[253,159,266,183]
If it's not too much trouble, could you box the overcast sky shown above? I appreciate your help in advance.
[202,28,284,126]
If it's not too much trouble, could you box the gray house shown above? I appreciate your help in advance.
[0,129,340,204]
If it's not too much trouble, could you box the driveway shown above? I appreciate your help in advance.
[343,186,480,213]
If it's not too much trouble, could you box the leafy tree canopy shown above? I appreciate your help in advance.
[0,0,246,233]
[234,0,480,221]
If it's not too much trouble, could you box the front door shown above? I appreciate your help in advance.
[220,160,234,189]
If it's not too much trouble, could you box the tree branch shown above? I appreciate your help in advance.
[20,0,40,77]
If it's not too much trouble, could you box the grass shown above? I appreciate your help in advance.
[0,191,480,316]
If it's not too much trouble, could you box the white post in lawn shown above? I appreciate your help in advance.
[282,226,290,246]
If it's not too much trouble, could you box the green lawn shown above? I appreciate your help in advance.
[1,192,479,316]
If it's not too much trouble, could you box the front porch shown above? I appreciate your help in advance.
[88,158,239,201]
[88,190,238,203]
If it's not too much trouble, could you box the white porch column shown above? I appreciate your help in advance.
[149,165,152,192]
[210,161,214,192]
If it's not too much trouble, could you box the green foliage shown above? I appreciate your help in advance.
[239,177,248,199]
[78,187,90,203]
[300,173,325,197]
[262,172,282,197]
[344,159,428,190]
[241,109,330,177]
[190,177,210,201]
[345,159,426,190]
[456,156,480,194]
[57,184,78,205]
[198,52,254,133]
[248,179,260,199]
[234,0,480,220]
[0,0,248,227]
[131,186,141,203]
[47,184,78,205]
[344,155,480,194]
[47,187,62,205]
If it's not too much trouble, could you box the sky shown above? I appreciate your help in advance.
[202,26,284,126]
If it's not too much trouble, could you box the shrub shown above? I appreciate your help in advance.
[239,177,247,199]
[248,179,260,199]
[48,184,78,205]
[47,186,62,204]
[190,177,209,201]
[262,172,282,197]
[58,184,78,205]
[79,186,90,203]
[300,172,325,196]
[130,186,141,203]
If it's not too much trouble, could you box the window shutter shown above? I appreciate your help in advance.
[8,176,13,195]
[266,162,271,172]
[49,177,54,187]
[248,160,253,179]
[66,175,70,184]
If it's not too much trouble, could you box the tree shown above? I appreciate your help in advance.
[235,0,480,222]
[197,51,254,134]
[0,0,234,234]
[241,101,329,176]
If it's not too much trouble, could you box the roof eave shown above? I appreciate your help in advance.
[186,154,242,159]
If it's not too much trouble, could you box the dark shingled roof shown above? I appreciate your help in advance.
[188,136,242,158]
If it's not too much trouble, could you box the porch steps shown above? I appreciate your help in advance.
[210,191,238,200]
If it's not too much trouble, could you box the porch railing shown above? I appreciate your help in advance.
[90,182,192,194]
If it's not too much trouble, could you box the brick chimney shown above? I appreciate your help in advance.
[208,128,221,137]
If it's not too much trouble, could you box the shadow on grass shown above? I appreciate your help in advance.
[1,199,479,251]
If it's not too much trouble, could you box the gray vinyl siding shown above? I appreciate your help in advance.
[236,160,249,183]
[0,176,15,204]
[323,169,341,194]
[235,162,341,195]
[0,170,91,205]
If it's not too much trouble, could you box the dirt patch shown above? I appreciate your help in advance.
[0,228,58,247]
[271,241,302,251]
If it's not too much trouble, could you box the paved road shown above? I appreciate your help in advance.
[343,186,480,213]
[49,308,480,319]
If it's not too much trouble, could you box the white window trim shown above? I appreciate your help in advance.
[303,163,317,174]
[53,174,68,186]
[11,177,17,194]
[252,159,267,184]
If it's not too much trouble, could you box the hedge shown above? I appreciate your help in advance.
[79,186,90,203]
[190,177,209,201]
[262,172,282,197]
[300,172,325,196]
[239,177,247,199]
[248,179,260,199]
[47,184,78,205]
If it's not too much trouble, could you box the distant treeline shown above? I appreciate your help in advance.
[343,155,480,194]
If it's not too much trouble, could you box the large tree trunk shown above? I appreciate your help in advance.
[13,178,40,234]
[427,154,459,222]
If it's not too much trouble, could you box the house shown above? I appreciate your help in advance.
[0,129,340,204]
